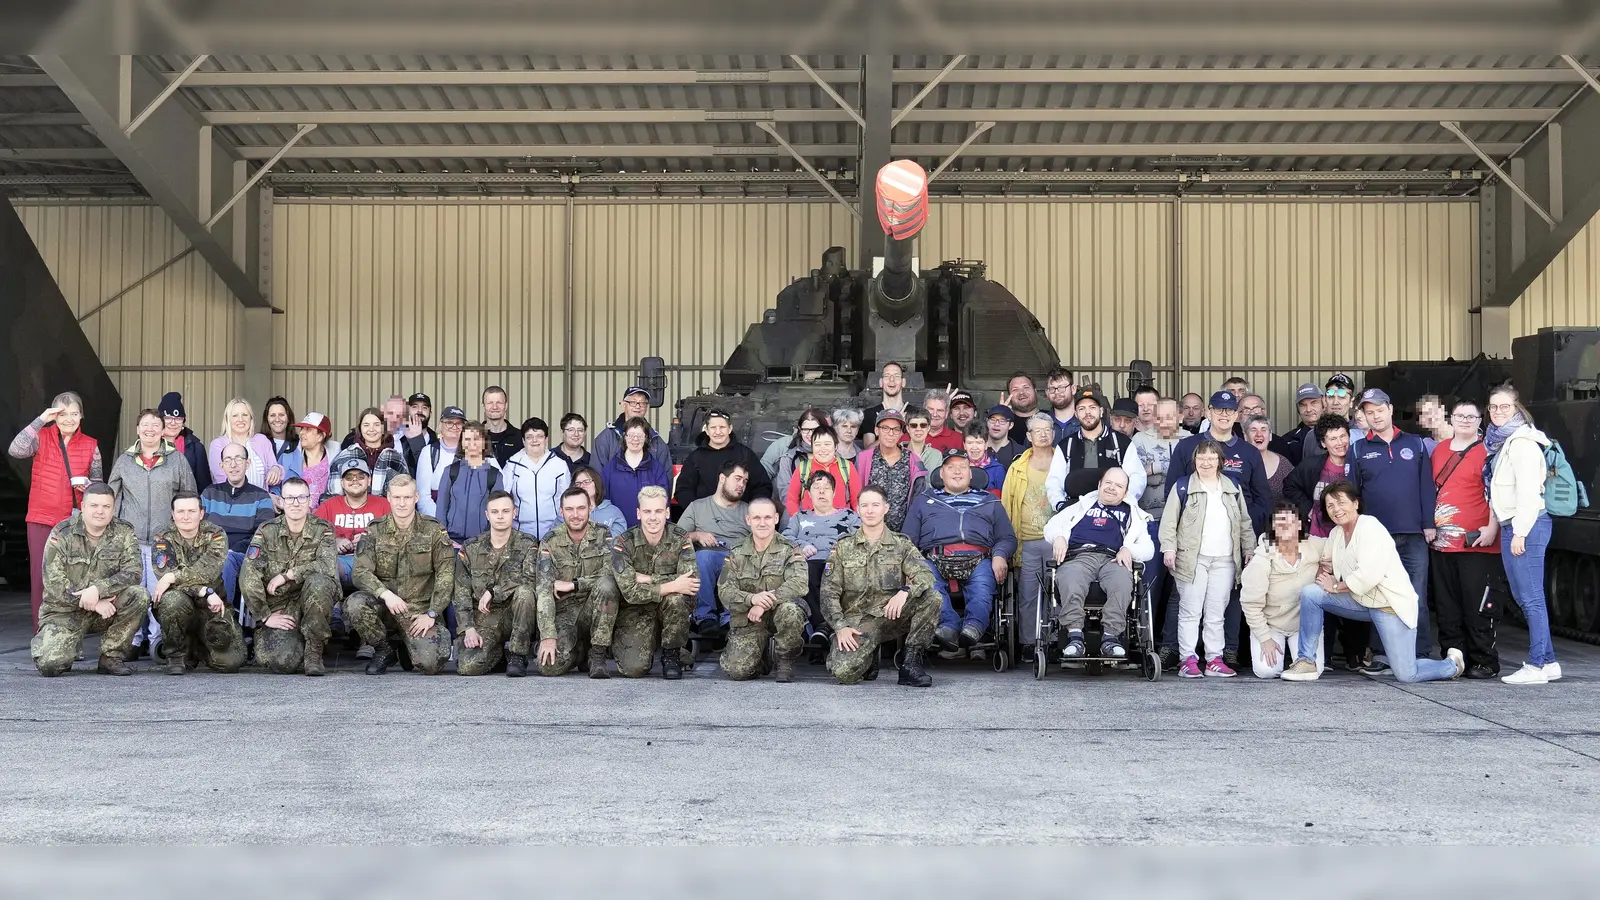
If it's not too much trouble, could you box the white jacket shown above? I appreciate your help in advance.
[1041,492,1155,563]
[414,441,461,517]
[503,449,572,538]
[1489,424,1549,538]
[1324,514,1418,627]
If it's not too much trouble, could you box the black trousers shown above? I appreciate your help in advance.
[805,559,829,635]
[1429,549,1502,672]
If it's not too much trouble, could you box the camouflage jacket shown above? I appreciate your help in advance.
[717,533,808,617]
[352,513,456,615]
[240,516,339,620]
[150,520,229,594]
[537,524,617,635]
[40,516,143,614]
[611,521,695,607]
[820,528,936,629]
[453,529,539,631]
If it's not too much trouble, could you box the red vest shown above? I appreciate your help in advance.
[26,424,97,526]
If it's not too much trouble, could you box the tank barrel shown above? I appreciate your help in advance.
[871,160,929,325]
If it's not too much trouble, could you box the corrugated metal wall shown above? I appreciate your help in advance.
[17,196,1482,447]
[15,202,241,443]
[1510,206,1600,338]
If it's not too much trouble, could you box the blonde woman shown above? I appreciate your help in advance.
[206,398,282,488]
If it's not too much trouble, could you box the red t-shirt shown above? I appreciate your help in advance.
[1430,441,1497,553]
[314,495,391,546]
[925,428,965,455]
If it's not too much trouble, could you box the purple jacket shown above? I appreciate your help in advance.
[600,451,673,528]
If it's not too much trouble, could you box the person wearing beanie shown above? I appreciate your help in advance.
[159,392,212,487]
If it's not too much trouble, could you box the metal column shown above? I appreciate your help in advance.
[857,54,892,271]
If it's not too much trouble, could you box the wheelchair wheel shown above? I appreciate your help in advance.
[991,649,1009,673]
[1034,644,1049,680]
[1144,650,1163,682]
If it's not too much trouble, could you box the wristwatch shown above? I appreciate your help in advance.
[426,610,437,618]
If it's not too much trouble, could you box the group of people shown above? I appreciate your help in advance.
[10,362,1565,687]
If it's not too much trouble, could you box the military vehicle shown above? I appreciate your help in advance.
[659,160,1060,461]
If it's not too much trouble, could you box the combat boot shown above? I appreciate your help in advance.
[98,656,133,676]
[661,647,683,680]
[303,640,326,677]
[587,646,610,679]
[505,652,528,678]
[166,651,186,675]
[897,647,932,687]
[365,640,395,675]
[773,651,797,684]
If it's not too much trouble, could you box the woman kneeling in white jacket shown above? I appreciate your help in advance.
[1239,502,1324,678]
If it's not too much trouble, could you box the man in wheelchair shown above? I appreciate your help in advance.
[901,449,1017,653]
[1042,467,1154,659]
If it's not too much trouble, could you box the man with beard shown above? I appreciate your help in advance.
[1004,373,1041,446]
[531,487,621,678]
[679,461,751,636]
[1042,368,1082,443]
[1045,388,1146,510]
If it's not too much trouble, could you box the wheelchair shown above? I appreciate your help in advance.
[916,462,1018,673]
[1034,555,1161,681]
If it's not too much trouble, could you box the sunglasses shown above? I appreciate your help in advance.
[907,422,930,429]
[1325,388,1351,398]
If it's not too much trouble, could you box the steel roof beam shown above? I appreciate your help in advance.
[265,170,1475,186]
[33,55,269,308]
[0,148,119,160]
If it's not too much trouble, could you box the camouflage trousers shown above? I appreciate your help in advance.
[254,574,340,674]
[537,582,622,677]
[347,591,452,675]
[454,604,513,676]
[31,587,151,676]
[826,589,941,685]
[154,589,246,673]
[612,593,691,678]
[721,599,807,681]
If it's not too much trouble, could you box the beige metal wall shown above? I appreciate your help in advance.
[1510,206,1600,339]
[15,202,242,444]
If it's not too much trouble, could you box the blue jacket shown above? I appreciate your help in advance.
[1168,430,1271,534]
[435,459,504,544]
[174,428,212,488]
[901,488,1018,560]
[199,480,276,552]
[1350,429,1436,535]
[600,451,673,528]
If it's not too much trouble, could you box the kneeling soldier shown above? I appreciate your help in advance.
[31,483,149,676]
[151,490,245,674]
[822,485,940,686]
[531,486,620,678]
[240,477,340,674]
[348,475,455,674]
[718,497,809,682]
[455,490,538,676]
[611,485,697,679]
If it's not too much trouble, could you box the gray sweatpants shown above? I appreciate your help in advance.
[1053,550,1134,638]
[1016,539,1053,644]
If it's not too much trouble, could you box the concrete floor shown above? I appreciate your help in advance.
[1,591,1597,845]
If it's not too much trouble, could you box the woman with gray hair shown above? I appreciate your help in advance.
[1001,412,1061,660]
[10,390,103,629]
[1244,414,1288,506]
[830,408,864,461]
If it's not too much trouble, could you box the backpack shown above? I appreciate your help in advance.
[798,456,851,499]
[1541,440,1590,517]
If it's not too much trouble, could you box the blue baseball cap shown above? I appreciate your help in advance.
[621,386,650,401]
[1209,390,1239,410]
[1359,388,1392,407]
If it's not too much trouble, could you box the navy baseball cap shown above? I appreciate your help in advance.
[1325,373,1355,392]
[621,386,650,401]
[1109,398,1138,419]
[986,405,1014,421]
[1209,390,1240,410]
[1358,388,1392,407]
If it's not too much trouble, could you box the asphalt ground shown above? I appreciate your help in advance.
[1,591,1596,846]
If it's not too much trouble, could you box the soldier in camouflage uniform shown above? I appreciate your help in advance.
[821,485,939,686]
[532,486,620,678]
[150,491,245,674]
[718,497,809,682]
[610,485,697,679]
[455,491,539,676]
[348,476,456,675]
[31,484,149,676]
[239,477,340,675]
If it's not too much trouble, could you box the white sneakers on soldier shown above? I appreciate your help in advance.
[1543,662,1563,682]
[1502,663,1549,685]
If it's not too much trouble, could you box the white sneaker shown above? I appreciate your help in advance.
[1501,663,1549,685]
[1543,662,1562,682]
[1446,648,1465,678]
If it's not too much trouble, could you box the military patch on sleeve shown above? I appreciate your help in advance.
[457,548,468,563]
[246,545,261,559]
[823,560,833,575]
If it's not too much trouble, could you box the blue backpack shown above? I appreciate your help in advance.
[1541,441,1590,518]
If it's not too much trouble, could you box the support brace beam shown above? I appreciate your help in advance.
[125,54,207,135]
[206,124,313,227]
[1441,120,1555,226]
[754,121,858,220]
[33,55,269,308]
[788,55,865,128]
[891,54,966,127]
[928,121,995,180]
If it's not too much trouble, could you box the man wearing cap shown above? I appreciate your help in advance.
[592,386,671,472]
[902,449,1018,652]
[1168,390,1272,534]
[1108,398,1140,438]
[314,457,391,589]
[1276,383,1325,467]
[985,406,1024,469]
[416,405,467,518]
[1298,375,1366,460]
[395,393,437,476]
[158,392,211,486]
[855,408,930,532]
[673,409,772,508]
[1349,387,1438,662]
[1004,373,1041,445]
[1045,388,1147,511]
[948,390,979,433]
[200,441,278,609]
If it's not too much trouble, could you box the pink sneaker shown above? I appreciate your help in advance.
[1205,657,1237,678]
[1178,655,1203,678]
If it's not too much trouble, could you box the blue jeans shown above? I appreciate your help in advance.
[1297,583,1456,683]
[928,558,998,633]
[336,553,355,587]
[223,550,245,607]
[1392,533,1432,657]
[694,548,731,627]
[1502,513,1556,666]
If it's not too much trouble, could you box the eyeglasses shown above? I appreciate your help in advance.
[1487,403,1516,413]
[575,479,595,488]
[280,495,311,505]
[877,424,903,433]
[563,425,584,433]
[1325,388,1351,398]
[1451,414,1482,422]
[222,457,248,464]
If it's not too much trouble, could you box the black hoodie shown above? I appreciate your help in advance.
[672,436,772,507]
